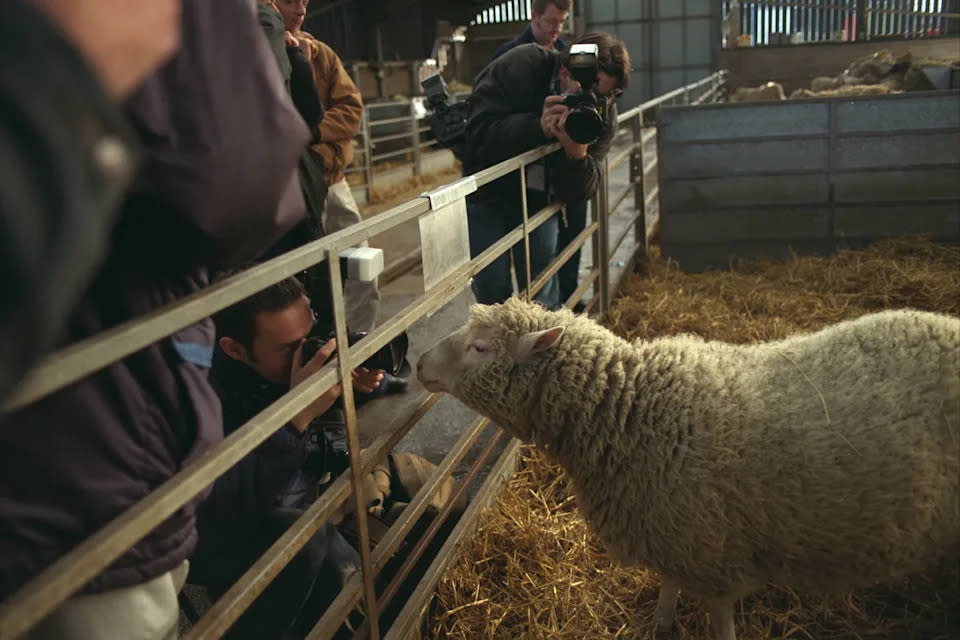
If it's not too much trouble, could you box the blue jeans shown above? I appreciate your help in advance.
[556,199,588,303]
[467,194,560,309]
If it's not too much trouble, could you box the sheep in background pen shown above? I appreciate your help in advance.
[416,298,960,640]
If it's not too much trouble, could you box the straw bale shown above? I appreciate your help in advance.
[729,82,786,103]
[428,237,960,640]
[791,84,900,99]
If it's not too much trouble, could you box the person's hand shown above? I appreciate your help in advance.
[31,0,181,99]
[284,30,299,48]
[290,339,342,432]
[352,368,384,394]
[540,95,570,140]
[549,111,589,160]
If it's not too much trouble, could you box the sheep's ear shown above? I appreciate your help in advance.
[515,326,565,362]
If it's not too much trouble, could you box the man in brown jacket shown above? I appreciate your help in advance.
[275,0,380,333]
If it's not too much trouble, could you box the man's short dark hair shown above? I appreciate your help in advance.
[214,273,308,348]
[563,32,632,91]
[532,0,571,13]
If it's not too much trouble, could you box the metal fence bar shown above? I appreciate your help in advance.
[306,415,491,639]
[328,248,382,640]
[371,148,414,163]
[566,270,600,309]
[186,393,440,639]
[608,143,638,172]
[367,429,506,634]
[381,438,523,640]
[410,101,422,176]
[527,221,600,298]
[609,182,634,217]
[597,157,612,315]
[0,362,341,639]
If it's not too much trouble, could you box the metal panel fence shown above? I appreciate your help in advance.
[346,93,469,203]
[0,70,727,640]
[722,0,959,46]
[657,89,960,272]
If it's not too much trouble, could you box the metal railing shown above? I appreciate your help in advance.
[0,69,727,640]
[347,93,469,202]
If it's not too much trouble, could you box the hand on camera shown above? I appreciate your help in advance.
[290,338,342,432]
[352,367,384,394]
[540,95,569,140]
[549,111,589,160]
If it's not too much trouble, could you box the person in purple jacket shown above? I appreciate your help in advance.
[0,0,309,637]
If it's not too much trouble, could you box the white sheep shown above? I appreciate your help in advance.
[417,298,960,640]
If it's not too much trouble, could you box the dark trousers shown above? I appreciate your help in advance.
[191,507,348,639]
[556,199,588,304]
[466,192,560,309]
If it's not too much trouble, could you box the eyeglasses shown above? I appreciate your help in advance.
[594,83,624,101]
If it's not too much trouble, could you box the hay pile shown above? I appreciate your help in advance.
[732,48,960,102]
[729,82,787,103]
[428,237,960,640]
[791,49,960,99]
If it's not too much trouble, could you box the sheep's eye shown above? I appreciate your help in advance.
[469,342,489,354]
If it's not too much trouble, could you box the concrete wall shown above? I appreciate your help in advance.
[721,37,960,93]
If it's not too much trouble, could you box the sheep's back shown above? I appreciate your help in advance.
[589,310,960,597]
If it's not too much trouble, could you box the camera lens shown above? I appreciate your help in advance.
[301,336,325,362]
[304,331,409,376]
[564,107,604,145]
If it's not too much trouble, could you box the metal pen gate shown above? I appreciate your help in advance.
[0,71,727,640]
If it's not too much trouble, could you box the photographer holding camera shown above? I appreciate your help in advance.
[462,32,630,309]
[191,275,406,638]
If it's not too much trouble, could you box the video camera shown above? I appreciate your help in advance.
[301,330,409,377]
[421,73,468,159]
[559,43,607,145]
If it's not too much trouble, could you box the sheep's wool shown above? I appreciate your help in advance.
[453,299,960,600]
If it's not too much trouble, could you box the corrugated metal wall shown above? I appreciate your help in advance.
[584,0,723,106]
[657,91,960,271]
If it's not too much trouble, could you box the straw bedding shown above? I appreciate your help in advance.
[427,237,960,639]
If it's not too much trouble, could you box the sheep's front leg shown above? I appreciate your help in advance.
[652,577,680,633]
[705,597,737,640]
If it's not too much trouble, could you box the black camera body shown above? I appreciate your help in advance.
[558,43,607,145]
[301,330,409,377]
[421,73,468,159]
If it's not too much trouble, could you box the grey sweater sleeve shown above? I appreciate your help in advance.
[0,0,139,401]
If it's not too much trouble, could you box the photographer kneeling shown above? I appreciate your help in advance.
[191,275,397,638]
[463,32,630,309]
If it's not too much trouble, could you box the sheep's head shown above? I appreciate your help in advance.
[417,298,567,441]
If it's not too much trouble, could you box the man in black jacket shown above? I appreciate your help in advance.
[192,275,379,638]
[462,32,631,309]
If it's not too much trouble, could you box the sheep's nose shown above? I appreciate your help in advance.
[416,359,423,374]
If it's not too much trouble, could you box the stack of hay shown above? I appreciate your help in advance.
[428,237,960,640]
[729,81,786,103]
[729,48,959,102]
[791,48,960,99]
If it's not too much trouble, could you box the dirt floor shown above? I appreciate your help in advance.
[427,237,960,640]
